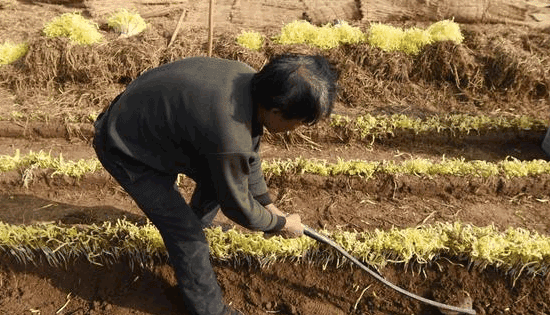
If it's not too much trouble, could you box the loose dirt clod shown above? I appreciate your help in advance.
[303,300,346,315]
[439,294,474,315]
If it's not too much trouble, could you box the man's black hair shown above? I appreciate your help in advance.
[251,54,339,125]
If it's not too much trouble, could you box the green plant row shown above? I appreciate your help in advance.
[1,10,147,65]
[2,150,550,179]
[263,157,550,178]
[330,113,549,139]
[236,19,463,52]
[3,109,100,123]
[1,220,549,278]
[367,20,463,54]
[0,149,101,178]
[3,110,546,138]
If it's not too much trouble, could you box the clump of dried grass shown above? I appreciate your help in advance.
[326,44,413,107]
[213,33,267,70]
[29,0,84,4]
[159,25,207,64]
[262,128,323,150]
[0,25,208,112]
[485,38,548,99]
[413,41,482,92]
[460,24,549,101]
[263,36,326,60]
[1,21,548,119]
[0,0,16,9]
[334,61,375,107]
[339,44,412,82]
[2,30,167,91]
[161,43,205,65]
[3,40,127,90]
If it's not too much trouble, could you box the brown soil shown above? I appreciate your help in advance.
[1,1,550,314]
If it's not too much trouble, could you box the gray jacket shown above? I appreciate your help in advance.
[99,57,285,232]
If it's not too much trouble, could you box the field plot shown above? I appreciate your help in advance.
[1,0,550,314]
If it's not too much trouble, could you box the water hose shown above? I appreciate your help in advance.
[303,225,476,315]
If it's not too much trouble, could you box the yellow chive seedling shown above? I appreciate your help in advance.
[0,149,102,178]
[273,20,367,49]
[43,12,103,45]
[330,113,548,138]
[0,41,28,65]
[1,220,549,278]
[367,19,464,54]
[2,150,550,180]
[236,31,264,50]
[107,9,147,37]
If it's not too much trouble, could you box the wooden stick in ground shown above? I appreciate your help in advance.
[168,8,187,47]
[208,0,214,56]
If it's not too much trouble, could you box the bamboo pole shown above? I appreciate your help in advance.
[208,0,214,56]
[168,8,187,47]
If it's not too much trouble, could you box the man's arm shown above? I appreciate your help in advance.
[248,137,272,205]
[265,203,286,216]
[247,140,302,235]
[206,153,285,232]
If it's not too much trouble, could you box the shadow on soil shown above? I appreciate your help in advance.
[0,258,189,315]
[0,194,145,225]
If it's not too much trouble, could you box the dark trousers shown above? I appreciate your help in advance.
[93,114,224,315]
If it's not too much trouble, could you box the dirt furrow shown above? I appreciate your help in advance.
[2,169,549,234]
[2,120,549,162]
[1,244,548,315]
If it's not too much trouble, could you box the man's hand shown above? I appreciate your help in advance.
[264,204,303,238]
[280,213,303,238]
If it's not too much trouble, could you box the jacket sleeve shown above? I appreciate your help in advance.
[248,156,272,205]
[248,136,272,206]
[206,152,285,232]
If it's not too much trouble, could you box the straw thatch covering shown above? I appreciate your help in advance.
[302,0,362,25]
[413,41,482,91]
[0,16,549,118]
[485,37,549,98]
[361,0,550,28]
